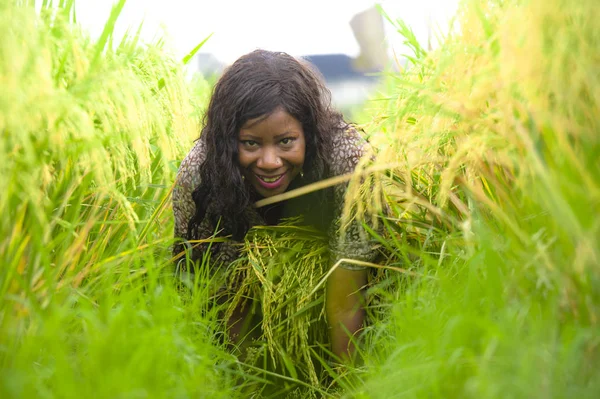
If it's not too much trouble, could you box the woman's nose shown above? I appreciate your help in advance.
[257,148,283,170]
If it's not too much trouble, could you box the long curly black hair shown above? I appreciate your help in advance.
[188,49,347,242]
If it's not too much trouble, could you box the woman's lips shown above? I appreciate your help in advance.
[255,172,286,189]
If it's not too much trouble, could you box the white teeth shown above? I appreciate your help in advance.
[259,175,282,183]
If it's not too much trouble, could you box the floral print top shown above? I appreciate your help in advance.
[172,126,378,272]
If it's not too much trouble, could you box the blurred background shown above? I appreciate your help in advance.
[72,0,460,111]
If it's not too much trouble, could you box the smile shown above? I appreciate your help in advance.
[255,173,286,189]
[258,174,284,183]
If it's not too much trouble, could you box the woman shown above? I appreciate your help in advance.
[172,49,378,362]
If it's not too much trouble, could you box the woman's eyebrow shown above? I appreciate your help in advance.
[238,134,261,140]
[239,132,298,140]
[273,131,297,140]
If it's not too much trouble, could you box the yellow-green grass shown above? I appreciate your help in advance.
[341,0,599,397]
[1,0,599,397]
[1,1,240,397]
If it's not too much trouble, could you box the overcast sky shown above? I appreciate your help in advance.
[73,0,460,66]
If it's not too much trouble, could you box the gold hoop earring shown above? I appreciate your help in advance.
[300,171,304,178]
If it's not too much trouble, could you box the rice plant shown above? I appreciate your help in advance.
[341,0,600,397]
[0,1,239,397]
[1,0,598,397]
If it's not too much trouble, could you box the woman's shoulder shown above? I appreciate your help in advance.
[328,124,371,177]
[175,138,206,190]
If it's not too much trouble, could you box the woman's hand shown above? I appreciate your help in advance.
[325,266,368,362]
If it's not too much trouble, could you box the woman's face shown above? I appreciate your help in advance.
[238,108,306,198]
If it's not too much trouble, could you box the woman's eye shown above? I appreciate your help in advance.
[280,138,294,145]
[242,140,258,147]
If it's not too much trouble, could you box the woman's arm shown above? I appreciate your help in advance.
[326,266,368,362]
[326,125,378,362]
[174,140,264,349]
[173,140,205,261]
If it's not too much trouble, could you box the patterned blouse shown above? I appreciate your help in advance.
[172,126,378,272]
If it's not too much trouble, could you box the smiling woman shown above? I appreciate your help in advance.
[172,49,379,362]
[238,108,306,197]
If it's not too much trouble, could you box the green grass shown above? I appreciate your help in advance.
[1,1,239,397]
[343,0,600,397]
[1,0,599,398]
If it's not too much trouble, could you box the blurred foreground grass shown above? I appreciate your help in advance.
[0,1,239,397]
[1,0,598,398]
[346,0,600,397]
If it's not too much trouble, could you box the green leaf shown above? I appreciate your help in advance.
[182,33,214,65]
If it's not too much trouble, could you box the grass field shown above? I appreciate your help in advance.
[1,0,598,397]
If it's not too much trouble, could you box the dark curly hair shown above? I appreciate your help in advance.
[187,49,347,242]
